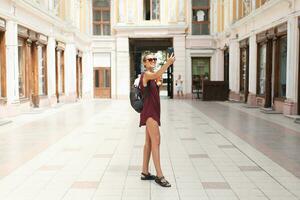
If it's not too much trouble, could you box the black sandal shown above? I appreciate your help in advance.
[141,172,156,180]
[155,176,171,187]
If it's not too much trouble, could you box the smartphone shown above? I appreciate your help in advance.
[167,47,174,56]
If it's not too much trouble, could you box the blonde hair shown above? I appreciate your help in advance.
[142,52,153,62]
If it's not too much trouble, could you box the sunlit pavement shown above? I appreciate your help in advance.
[0,99,299,200]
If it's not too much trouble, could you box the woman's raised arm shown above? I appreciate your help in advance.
[144,53,175,81]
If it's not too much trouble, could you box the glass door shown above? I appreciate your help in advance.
[94,67,111,98]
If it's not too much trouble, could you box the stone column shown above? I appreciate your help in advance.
[118,0,126,23]
[110,50,117,99]
[178,0,185,22]
[248,33,257,105]
[47,36,56,103]
[82,50,93,99]
[174,36,186,97]
[5,20,19,104]
[64,42,77,102]
[168,0,177,22]
[116,36,129,99]
[212,49,224,81]
[229,39,240,101]
[284,16,299,115]
[127,0,135,23]
[185,49,192,98]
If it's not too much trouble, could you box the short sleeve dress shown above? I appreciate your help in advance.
[139,73,161,127]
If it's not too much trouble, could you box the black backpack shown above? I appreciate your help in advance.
[130,80,149,113]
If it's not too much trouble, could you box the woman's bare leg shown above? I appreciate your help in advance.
[146,118,163,177]
[142,127,151,174]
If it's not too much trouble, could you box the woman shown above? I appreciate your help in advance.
[139,52,175,187]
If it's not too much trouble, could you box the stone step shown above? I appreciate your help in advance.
[243,105,259,109]
[260,107,282,114]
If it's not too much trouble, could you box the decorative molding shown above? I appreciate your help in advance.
[37,33,48,45]
[18,25,29,38]
[56,41,66,50]
[0,18,5,31]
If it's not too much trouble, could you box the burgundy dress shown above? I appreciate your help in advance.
[139,73,161,127]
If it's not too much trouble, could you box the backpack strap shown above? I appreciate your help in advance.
[140,73,150,100]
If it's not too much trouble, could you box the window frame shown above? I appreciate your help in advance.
[93,0,111,36]
[191,57,211,93]
[256,41,267,96]
[38,44,48,96]
[191,0,210,35]
[56,47,65,95]
[143,0,160,21]
[17,37,28,100]
[274,25,288,100]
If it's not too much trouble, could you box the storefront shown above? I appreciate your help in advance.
[55,41,65,103]
[256,23,287,110]
[17,25,48,107]
[0,18,6,103]
[239,39,249,103]
[191,57,210,97]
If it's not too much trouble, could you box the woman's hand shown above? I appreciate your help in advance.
[166,53,176,66]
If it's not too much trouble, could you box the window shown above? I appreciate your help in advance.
[192,0,210,35]
[277,36,287,98]
[144,0,160,20]
[18,38,26,98]
[38,45,47,96]
[238,0,251,19]
[192,57,210,92]
[95,70,99,88]
[257,43,267,95]
[93,0,110,35]
[256,0,268,8]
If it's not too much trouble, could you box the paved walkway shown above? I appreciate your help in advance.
[0,99,299,200]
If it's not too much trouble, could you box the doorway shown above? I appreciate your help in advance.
[192,57,210,99]
[129,38,173,99]
[94,67,111,98]
[224,47,229,84]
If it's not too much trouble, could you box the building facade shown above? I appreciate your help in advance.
[0,0,299,117]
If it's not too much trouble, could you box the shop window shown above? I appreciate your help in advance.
[276,36,287,98]
[56,50,65,94]
[257,43,267,95]
[192,57,210,93]
[93,0,110,35]
[192,0,210,35]
[240,48,247,92]
[38,45,47,96]
[144,0,160,20]
[18,38,27,98]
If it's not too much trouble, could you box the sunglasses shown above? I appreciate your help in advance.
[147,58,157,62]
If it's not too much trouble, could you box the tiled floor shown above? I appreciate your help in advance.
[0,99,299,200]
